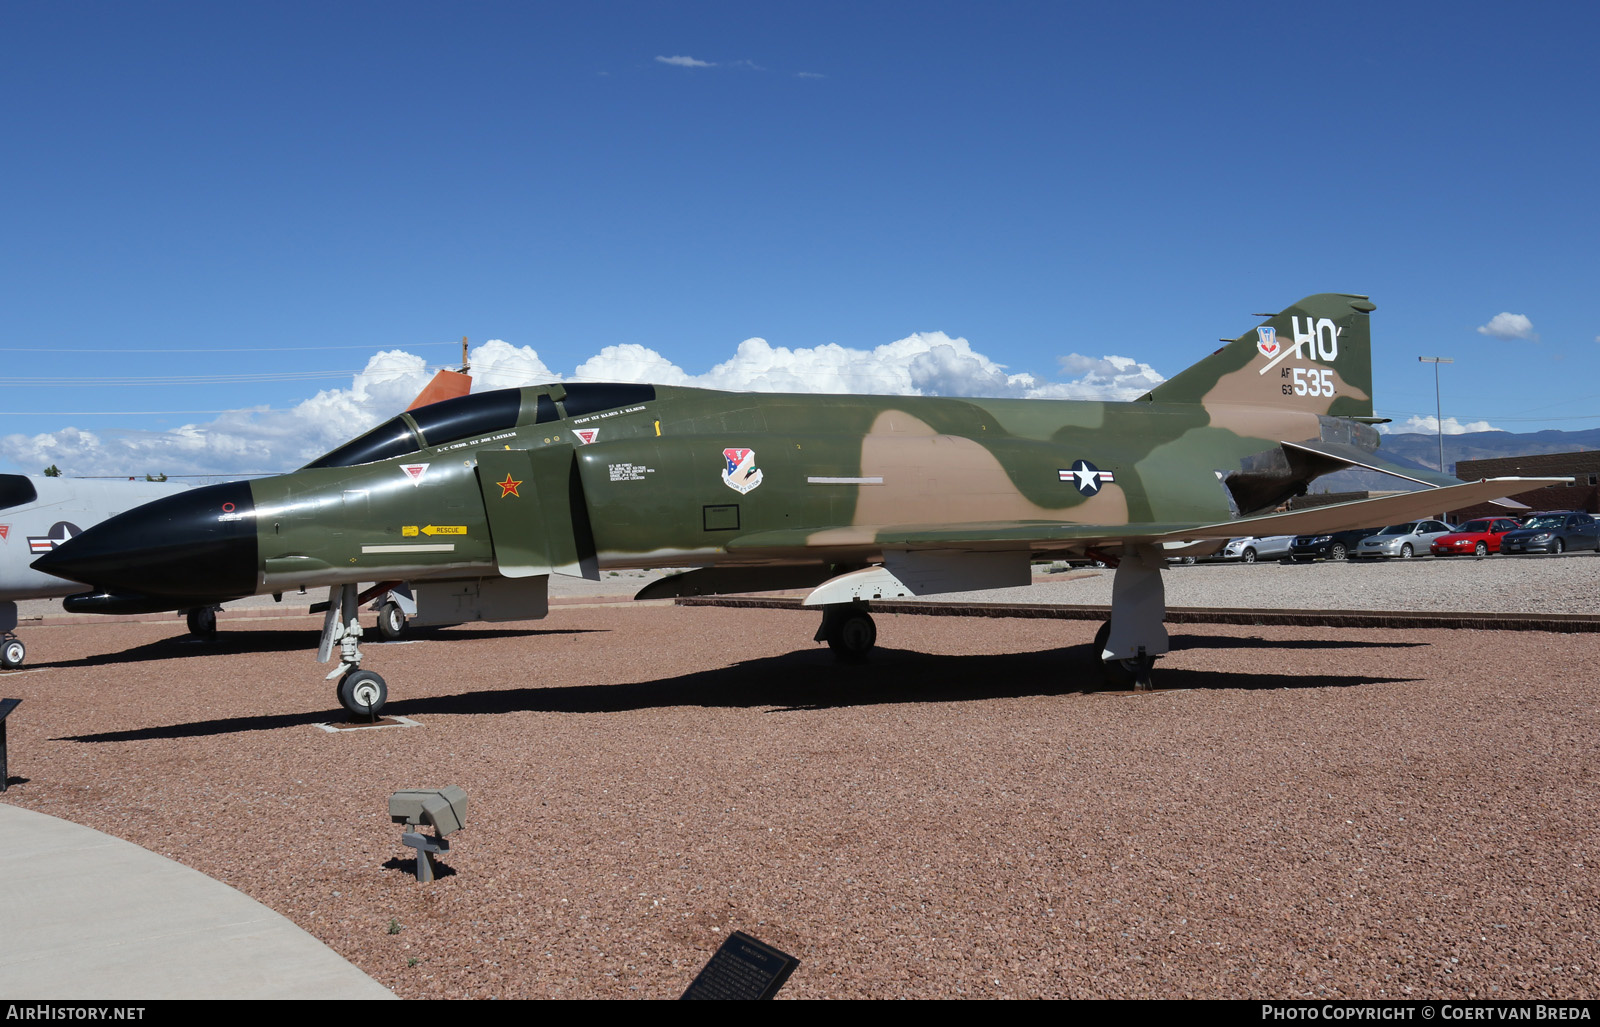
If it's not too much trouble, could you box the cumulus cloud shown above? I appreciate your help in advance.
[1477,312,1536,340]
[655,55,714,68]
[0,332,1165,477]
[1378,415,1504,435]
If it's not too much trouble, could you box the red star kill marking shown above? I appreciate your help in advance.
[497,474,523,498]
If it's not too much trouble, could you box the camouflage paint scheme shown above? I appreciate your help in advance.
[247,293,1385,590]
[36,293,1560,704]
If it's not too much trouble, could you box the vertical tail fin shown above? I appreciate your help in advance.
[1141,293,1376,419]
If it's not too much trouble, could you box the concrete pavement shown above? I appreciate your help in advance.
[0,802,395,1000]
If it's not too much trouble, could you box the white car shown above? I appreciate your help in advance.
[1355,520,1456,559]
[1219,536,1295,564]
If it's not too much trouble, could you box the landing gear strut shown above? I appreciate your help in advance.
[320,583,388,718]
[1094,544,1171,691]
[815,603,877,661]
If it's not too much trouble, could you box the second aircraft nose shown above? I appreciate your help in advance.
[32,480,261,604]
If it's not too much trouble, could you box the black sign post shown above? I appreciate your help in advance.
[681,930,799,1000]
[0,699,19,793]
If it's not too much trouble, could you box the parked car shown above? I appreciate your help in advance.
[1354,520,1456,559]
[1429,517,1523,556]
[1498,511,1600,555]
[1288,527,1380,562]
[1219,535,1294,563]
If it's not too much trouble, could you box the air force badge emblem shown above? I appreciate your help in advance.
[721,448,764,494]
[1256,326,1279,358]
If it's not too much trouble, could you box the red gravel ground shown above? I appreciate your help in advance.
[2,603,1596,999]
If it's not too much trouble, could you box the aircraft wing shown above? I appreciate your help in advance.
[724,476,1567,554]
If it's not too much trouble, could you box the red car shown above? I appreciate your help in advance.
[1429,517,1523,556]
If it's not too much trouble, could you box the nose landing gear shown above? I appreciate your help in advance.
[320,583,389,719]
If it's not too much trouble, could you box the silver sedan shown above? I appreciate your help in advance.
[1355,520,1456,559]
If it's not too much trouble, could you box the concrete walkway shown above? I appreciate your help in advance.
[0,803,395,1000]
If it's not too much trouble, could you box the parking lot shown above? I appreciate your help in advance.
[1,552,1596,999]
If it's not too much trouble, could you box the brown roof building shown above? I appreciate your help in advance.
[1452,451,1600,521]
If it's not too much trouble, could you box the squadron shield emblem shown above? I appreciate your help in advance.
[721,448,764,494]
[1256,326,1279,358]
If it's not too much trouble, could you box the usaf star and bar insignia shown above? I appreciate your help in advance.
[1060,459,1115,497]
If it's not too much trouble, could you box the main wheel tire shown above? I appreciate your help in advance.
[1093,620,1111,655]
[377,601,407,641]
[1,638,24,669]
[1241,548,1257,564]
[825,610,876,660]
[1552,538,1565,554]
[1330,543,1347,561]
[1475,541,1488,556]
[1101,653,1155,690]
[337,670,388,718]
[185,606,217,639]
[1400,543,1413,559]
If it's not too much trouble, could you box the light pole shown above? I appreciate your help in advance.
[1419,356,1453,473]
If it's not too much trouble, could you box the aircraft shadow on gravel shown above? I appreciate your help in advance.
[59,639,1418,742]
[1165,632,1426,651]
[36,626,605,670]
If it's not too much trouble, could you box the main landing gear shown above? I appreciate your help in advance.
[1093,620,1156,690]
[815,603,877,661]
[185,605,219,641]
[1092,544,1170,691]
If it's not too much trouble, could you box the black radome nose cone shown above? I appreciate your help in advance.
[33,480,260,602]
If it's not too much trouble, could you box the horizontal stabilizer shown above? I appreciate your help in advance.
[1280,440,1460,489]
[1160,477,1569,541]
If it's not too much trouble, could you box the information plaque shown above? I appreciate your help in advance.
[681,930,799,1000]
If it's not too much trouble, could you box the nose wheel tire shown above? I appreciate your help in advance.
[376,601,407,641]
[337,670,388,718]
[1,637,25,669]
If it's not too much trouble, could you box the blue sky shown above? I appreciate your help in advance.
[4,1,1597,476]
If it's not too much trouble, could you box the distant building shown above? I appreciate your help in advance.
[1452,451,1600,520]
[1284,452,1600,525]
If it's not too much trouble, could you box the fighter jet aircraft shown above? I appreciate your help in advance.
[34,294,1561,716]
[0,474,189,667]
